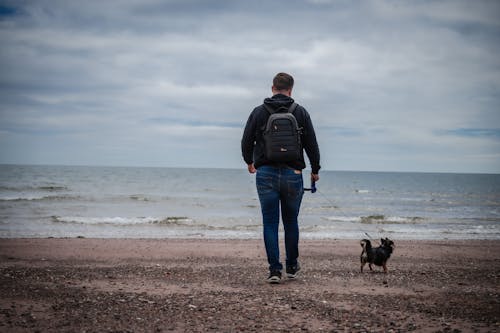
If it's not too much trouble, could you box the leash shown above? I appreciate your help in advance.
[305,179,346,212]
[364,232,383,246]
[305,179,382,242]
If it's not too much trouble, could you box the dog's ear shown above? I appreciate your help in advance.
[380,238,385,244]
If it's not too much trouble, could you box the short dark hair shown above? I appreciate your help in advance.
[273,72,294,91]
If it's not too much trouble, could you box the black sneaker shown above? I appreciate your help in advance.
[286,263,301,279]
[267,270,282,284]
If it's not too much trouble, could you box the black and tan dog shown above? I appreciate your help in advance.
[360,238,395,273]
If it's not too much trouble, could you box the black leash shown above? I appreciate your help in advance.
[364,232,382,246]
[305,179,340,210]
[305,180,381,242]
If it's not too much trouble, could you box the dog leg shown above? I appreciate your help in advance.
[369,263,373,271]
[383,262,388,274]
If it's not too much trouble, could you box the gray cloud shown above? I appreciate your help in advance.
[0,0,499,172]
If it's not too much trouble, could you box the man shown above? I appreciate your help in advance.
[241,72,321,284]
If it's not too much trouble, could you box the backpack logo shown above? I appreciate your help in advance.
[262,103,302,162]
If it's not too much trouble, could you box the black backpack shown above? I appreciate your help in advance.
[262,103,302,162]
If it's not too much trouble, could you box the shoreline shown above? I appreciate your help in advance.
[1,238,499,332]
[2,232,499,241]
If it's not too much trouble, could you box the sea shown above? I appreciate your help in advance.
[0,165,499,240]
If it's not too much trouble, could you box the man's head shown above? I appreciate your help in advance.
[272,72,294,96]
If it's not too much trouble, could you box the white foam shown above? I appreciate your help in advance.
[323,216,360,222]
[52,216,163,225]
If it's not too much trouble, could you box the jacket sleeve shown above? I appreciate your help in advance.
[241,109,257,165]
[301,111,321,174]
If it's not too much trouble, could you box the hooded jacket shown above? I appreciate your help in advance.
[241,94,321,174]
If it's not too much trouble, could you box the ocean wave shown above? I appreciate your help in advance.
[441,224,500,235]
[0,185,68,192]
[51,215,194,226]
[324,215,425,224]
[361,215,425,224]
[129,194,151,202]
[322,216,360,223]
[152,217,193,225]
[38,186,68,191]
[0,194,78,202]
[49,216,264,232]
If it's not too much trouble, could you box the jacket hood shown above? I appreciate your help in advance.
[263,94,295,111]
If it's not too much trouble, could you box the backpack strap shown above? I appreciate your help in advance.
[288,102,298,114]
[264,102,298,114]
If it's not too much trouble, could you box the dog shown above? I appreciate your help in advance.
[360,238,395,273]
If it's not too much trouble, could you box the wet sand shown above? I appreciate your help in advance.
[1,238,499,332]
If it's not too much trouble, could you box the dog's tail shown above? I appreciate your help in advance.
[360,239,372,254]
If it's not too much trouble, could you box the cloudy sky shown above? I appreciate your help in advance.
[0,0,499,173]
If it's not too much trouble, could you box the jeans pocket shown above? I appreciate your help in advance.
[256,174,274,195]
[287,176,304,198]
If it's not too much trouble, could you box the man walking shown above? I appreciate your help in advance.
[241,72,321,283]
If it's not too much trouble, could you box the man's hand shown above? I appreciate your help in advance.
[247,163,257,174]
[311,173,319,182]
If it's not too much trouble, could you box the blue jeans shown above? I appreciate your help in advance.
[256,165,304,272]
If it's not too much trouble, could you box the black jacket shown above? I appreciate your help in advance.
[241,94,321,174]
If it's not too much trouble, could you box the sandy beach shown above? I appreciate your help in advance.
[0,238,499,332]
